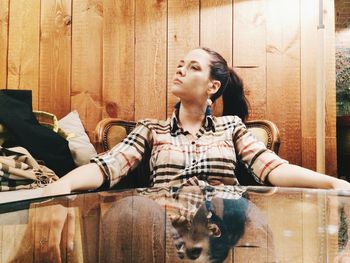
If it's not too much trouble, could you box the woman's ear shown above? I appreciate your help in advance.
[208,80,221,96]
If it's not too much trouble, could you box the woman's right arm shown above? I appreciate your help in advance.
[42,163,105,196]
[43,120,153,196]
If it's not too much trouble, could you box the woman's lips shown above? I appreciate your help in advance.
[173,78,183,84]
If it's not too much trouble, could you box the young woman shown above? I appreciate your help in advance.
[16,47,350,262]
[44,47,350,195]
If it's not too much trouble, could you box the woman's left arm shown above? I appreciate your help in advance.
[268,163,350,190]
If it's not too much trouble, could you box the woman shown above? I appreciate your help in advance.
[44,47,350,195]
[17,47,350,262]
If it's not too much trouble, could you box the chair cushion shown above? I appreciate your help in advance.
[106,126,127,150]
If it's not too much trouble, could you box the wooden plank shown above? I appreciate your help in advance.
[66,195,84,263]
[33,198,68,263]
[71,0,103,136]
[134,0,167,121]
[99,190,135,263]
[81,192,101,263]
[267,190,303,263]
[201,0,232,117]
[233,0,266,120]
[131,196,166,262]
[302,191,326,263]
[326,194,339,262]
[300,0,317,171]
[7,0,40,109]
[39,0,72,119]
[201,0,232,67]
[325,0,337,176]
[2,225,16,263]
[167,0,200,117]
[265,0,301,165]
[103,0,135,121]
[233,191,269,263]
[0,0,8,89]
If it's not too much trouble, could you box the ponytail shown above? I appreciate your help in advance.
[199,47,250,122]
[222,68,249,122]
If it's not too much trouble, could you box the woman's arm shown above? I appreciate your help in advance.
[42,163,105,196]
[43,120,153,196]
[268,163,350,190]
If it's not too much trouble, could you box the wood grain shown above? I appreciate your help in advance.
[39,0,72,119]
[266,0,301,165]
[103,0,135,121]
[134,0,167,121]
[267,190,303,263]
[233,192,269,262]
[0,0,8,89]
[71,0,103,135]
[300,0,317,171]
[325,0,337,176]
[7,0,40,109]
[167,0,200,117]
[302,191,326,263]
[201,0,232,118]
[233,0,266,120]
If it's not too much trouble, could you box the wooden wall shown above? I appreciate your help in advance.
[0,0,337,175]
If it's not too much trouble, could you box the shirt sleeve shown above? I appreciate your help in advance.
[232,116,288,184]
[90,120,153,189]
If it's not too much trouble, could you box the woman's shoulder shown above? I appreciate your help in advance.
[214,115,244,126]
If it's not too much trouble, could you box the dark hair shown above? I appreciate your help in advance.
[199,47,250,122]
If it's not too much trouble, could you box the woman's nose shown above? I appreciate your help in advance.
[177,66,186,76]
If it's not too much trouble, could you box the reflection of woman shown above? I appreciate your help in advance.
[24,47,350,261]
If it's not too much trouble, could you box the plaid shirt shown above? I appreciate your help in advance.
[91,104,287,221]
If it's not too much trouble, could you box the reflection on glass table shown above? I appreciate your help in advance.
[0,186,349,263]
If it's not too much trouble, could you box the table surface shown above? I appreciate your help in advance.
[0,186,349,263]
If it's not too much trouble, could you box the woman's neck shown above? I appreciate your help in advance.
[178,100,207,135]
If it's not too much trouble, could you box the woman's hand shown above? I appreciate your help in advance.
[33,202,75,263]
[331,178,350,191]
[9,198,75,263]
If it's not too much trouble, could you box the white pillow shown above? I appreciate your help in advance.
[58,111,97,166]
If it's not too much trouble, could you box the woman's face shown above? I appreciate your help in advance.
[170,49,215,104]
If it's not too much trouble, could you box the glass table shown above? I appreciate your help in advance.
[0,186,349,263]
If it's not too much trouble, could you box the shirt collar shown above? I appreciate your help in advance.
[170,102,215,135]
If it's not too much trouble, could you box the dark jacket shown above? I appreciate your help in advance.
[0,90,75,177]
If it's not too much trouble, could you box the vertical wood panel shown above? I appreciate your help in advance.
[0,0,8,89]
[325,0,337,176]
[103,0,135,121]
[302,192,325,263]
[301,0,317,171]
[326,195,339,262]
[167,0,200,117]
[233,0,266,120]
[39,0,72,119]
[134,0,167,120]
[234,192,269,263]
[7,0,40,109]
[81,193,101,263]
[266,0,301,165]
[67,195,84,263]
[267,191,303,263]
[201,0,232,117]
[71,0,103,135]
[2,225,15,263]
